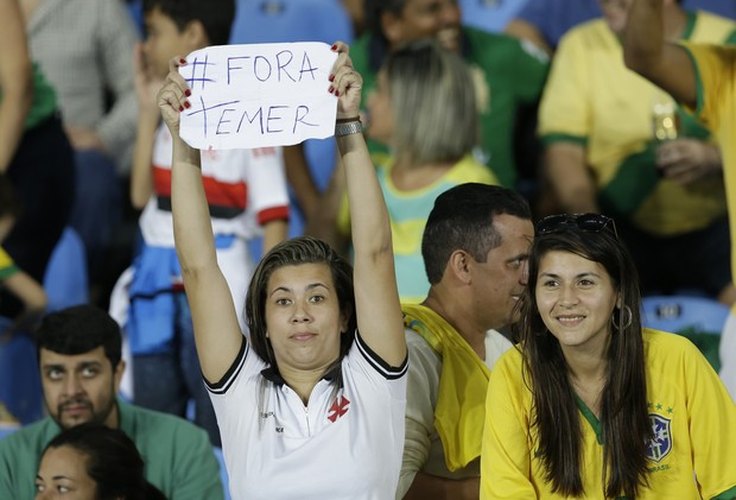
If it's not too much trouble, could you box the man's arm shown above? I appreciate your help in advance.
[0,0,32,173]
[543,142,598,213]
[623,0,696,108]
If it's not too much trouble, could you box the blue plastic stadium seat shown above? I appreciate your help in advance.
[641,295,729,371]
[43,227,89,312]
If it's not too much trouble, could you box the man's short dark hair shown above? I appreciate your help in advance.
[422,183,532,284]
[143,0,235,46]
[36,305,122,368]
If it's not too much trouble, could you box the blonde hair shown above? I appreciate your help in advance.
[386,40,479,167]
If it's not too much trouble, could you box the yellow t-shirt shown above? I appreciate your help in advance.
[685,43,736,301]
[538,13,735,236]
[481,329,736,499]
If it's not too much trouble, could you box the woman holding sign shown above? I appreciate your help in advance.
[157,42,407,499]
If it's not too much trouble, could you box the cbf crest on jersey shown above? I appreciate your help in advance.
[646,414,672,462]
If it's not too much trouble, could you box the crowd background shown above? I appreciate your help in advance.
[1,0,735,499]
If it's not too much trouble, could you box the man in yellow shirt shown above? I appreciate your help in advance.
[539,0,735,305]
[624,0,736,401]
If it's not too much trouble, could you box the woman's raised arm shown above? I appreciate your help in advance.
[157,57,243,384]
[331,43,406,367]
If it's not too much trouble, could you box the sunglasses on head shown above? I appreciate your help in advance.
[535,213,618,238]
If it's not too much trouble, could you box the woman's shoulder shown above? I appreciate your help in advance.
[643,328,697,350]
[642,328,708,368]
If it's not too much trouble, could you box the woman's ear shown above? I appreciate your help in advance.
[339,305,352,334]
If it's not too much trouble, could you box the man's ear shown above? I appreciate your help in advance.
[381,11,405,47]
[447,249,472,285]
[113,360,125,394]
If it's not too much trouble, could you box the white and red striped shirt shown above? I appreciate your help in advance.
[139,124,289,248]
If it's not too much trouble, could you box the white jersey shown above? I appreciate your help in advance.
[140,124,289,247]
[207,333,408,500]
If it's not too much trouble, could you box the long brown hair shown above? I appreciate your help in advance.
[513,227,651,497]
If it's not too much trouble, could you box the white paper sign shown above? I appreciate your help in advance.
[179,42,338,150]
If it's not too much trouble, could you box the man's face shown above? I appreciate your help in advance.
[383,0,462,52]
[39,346,123,430]
[468,214,535,330]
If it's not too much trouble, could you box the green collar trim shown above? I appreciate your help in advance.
[575,396,604,445]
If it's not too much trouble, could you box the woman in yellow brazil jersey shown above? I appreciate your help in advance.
[481,213,736,499]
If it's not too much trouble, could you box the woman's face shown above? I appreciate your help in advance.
[35,445,96,499]
[366,71,394,144]
[535,250,619,358]
[264,263,348,375]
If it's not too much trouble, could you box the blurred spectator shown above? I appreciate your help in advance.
[23,0,139,296]
[0,0,73,319]
[538,0,736,303]
[0,304,225,499]
[350,0,549,190]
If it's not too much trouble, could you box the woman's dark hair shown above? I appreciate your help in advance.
[42,423,166,500]
[246,236,356,376]
[512,226,651,498]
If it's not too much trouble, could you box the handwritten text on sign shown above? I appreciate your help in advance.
[179,42,338,150]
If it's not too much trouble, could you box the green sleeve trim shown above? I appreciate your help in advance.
[0,265,19,281]
[681,11,697,41]
[541,133,588,147]
[681,46,706,117]
[724,30,736,46]
[711,485,736,499]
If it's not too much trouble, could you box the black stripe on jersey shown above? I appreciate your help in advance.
[355,330,408,380]
[205,335,248,394]
[157,196,244,219]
